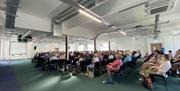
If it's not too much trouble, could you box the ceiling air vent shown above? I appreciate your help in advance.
[145,0,175,15]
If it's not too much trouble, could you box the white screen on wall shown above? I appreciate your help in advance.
[9,42,27,55]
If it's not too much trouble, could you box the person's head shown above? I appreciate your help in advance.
[115,53,122,59]
[125,50,131,56]
[132,51,137,55]
[161,54,169,61]
[137,50,141,53]
[94,53,98,57]
[176,49,180,54]
[118,51,123,55]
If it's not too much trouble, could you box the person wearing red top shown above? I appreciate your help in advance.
[102,53,123,84]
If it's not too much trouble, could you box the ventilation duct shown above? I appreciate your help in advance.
[145,0,175,15]
[5,0,20,31]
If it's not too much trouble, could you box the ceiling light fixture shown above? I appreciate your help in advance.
[101,33,109,35]
[120,31,127,35]
[132,37,136,40]
[78,9,102,23]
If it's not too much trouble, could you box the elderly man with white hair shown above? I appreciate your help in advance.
[85,53,100,78]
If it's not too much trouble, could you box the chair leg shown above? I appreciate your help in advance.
[121,70,126,79]
[163,77,168,91]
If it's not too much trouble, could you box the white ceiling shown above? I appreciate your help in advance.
[104,0,180,27]
[61,0,180,38]
[18,0,65,18]
[14,0,180,39]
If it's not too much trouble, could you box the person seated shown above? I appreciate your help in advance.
[144,52,149,62]
[78,54,86,73]
[32,52,39,63]
[85,54,100,78]
[71,54,83,75]
[140,54,171,78]
[172,49,180,63]
[98,52,104,62]
[49,54,58,61]
[123,50,132,64]
[171,49,180,76]
[131,50,141,65]
[141,50,162,69]
[72,54,84,75]
[69,52,75,60]
[108,52,114,62]
[144,50,161,62]
[59,53,65,60]
[102,53,123,84]
[168,50,174,63]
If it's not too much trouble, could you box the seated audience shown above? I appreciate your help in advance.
[168,50,174,62]
[140,50,161,73]
[171,49,180,76]
[123,50,132,64]
[49,54,58,61]
[108,52,114,61]
[59,53,65,60]
[131,50,142,65]
[102,53,123,84]
[140,54,171,77]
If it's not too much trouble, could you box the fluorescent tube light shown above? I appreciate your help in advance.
[120,31,127,35]
[132,37,136,40]
[78,9,102,23]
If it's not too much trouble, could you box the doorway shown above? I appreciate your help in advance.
[150,43,163,52]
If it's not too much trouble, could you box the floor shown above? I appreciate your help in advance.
[0,59,179,91]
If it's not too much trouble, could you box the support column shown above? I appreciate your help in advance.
[94,36,97,52]
[0,39,2,59]
[108,41,111,51]
[65,35,69,60]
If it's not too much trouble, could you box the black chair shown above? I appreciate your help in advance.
[49,60,58,71]
[70,59,79,73]
[94,62,101,77]
[149,74,168,91]
[64,60,72,72]
[100,60,107,73]
[115,63,127,79]
[106,59,111,64]
[36,58,44,67]
[85,59,92,66]
[131,54,141,67]
[79,61,86,73]
[57,59,65,69]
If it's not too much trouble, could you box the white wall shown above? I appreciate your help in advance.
[96,41,109,51]
[0,37,34,60]
[34,42,65,52]
[69,44,78,51]
[147,35,180,54]
[1,35,179,60]
[111,37,148,55]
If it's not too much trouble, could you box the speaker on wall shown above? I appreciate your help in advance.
[34,46,37,50]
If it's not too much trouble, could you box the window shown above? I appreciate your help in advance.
[100,42,108,51]
[78,45,85,51]
[88,44,94,51]
[69,44,76,51]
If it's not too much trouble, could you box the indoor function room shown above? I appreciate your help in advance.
[0,0,180,91]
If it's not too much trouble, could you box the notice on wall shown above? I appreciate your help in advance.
[9,41,27,55]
